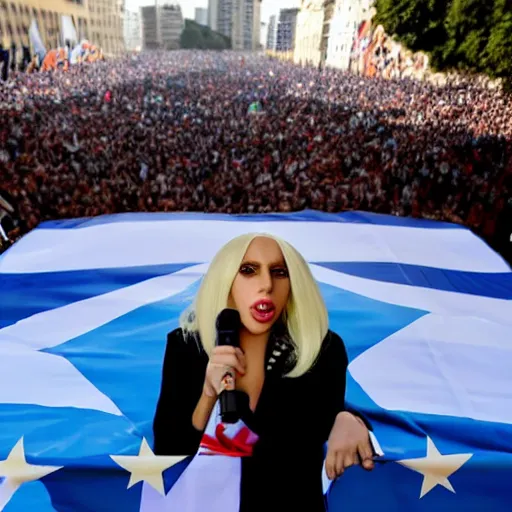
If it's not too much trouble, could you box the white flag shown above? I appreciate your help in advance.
[28,19,46,62]
[61,15,78,45]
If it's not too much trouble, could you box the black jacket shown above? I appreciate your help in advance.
[153,327,366,511]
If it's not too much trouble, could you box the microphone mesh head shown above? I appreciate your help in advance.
[216,308,241,331]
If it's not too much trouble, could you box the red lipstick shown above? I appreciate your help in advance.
[250,299,276,323]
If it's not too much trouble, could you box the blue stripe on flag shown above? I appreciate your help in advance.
[332,210,462,229]
[315,262,512,300]
[0,264,198,329]
[33,210,464,230]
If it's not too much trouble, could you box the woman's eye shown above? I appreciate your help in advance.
[273,268,289,277]
[239,265,255,275]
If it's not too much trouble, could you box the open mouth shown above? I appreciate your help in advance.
[250,300,276,323]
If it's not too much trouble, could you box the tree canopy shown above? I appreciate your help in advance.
[374,0,512,86]
[180,20,231,51]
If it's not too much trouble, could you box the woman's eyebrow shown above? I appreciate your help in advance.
[240,260,287,267]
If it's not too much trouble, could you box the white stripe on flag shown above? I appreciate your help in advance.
[1,220,508,274]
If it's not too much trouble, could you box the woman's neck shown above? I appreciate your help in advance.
[239,329,270,356]
[237,329,269,412]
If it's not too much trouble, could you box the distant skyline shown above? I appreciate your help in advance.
[125,0,300,25]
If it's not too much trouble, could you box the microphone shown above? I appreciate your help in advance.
[216,308,241,424]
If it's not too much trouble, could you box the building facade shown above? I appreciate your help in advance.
[123,9,141,52]
[159,4,184,50]
[87,0,124,55]
[208,0,261,51]
[250,0,261,51]
[195,7,208,26]
[207,0,218,31]
[326,0,373,69]
[141,3,184,51]
[0,0,90,50]
[319,0,335,67]
[266,14,277,50]
[275,8,299,52]
[140,6,157,50]
[293,0,325,67]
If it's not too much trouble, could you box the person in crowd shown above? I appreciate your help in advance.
[0,52,510,263]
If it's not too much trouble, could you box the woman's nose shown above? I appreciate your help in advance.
[258,270,273,293]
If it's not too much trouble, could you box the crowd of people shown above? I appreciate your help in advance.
[1,51,511,262]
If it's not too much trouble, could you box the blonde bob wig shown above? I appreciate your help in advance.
[179,232,329,378]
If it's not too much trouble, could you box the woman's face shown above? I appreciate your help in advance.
[229,237,291,337]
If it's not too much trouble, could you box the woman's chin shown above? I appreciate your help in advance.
[242,319,275,337]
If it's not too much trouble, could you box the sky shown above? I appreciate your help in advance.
[125,0,301,26]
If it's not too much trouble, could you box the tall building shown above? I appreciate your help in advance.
[275,8,299,52]
[266,15,277,51]
[293,0,325,67]
[326,0,373,69]
[87,0,125,55]
[195,7,208,26]
[124,9,142,51]
[320,0,335,67]
[0,0,90,50]
[208,0,261,51]
[141,3,184,51]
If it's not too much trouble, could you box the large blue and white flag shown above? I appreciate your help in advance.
[0,210,511,511]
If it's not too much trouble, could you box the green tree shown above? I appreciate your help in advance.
[180,20,231,50]
[374,0,512,85]
[443,0,494,70]
[483,0,512,81]
[180,25,204,49]
[373,0,448,53]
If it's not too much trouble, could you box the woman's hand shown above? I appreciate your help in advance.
[203,345,246,397]
[325,411,375,480]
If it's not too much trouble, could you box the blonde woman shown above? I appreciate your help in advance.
[153,234,375,511]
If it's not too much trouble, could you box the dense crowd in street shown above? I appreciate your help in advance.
[1,51,511,262]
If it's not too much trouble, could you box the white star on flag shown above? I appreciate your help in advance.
[0,437,62,510]
[397,436,473,498]
[110,438,187,496]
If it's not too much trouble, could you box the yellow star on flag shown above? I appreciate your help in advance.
[397,436,473,498]
[110,438,187,496]
[0,437,63,510]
